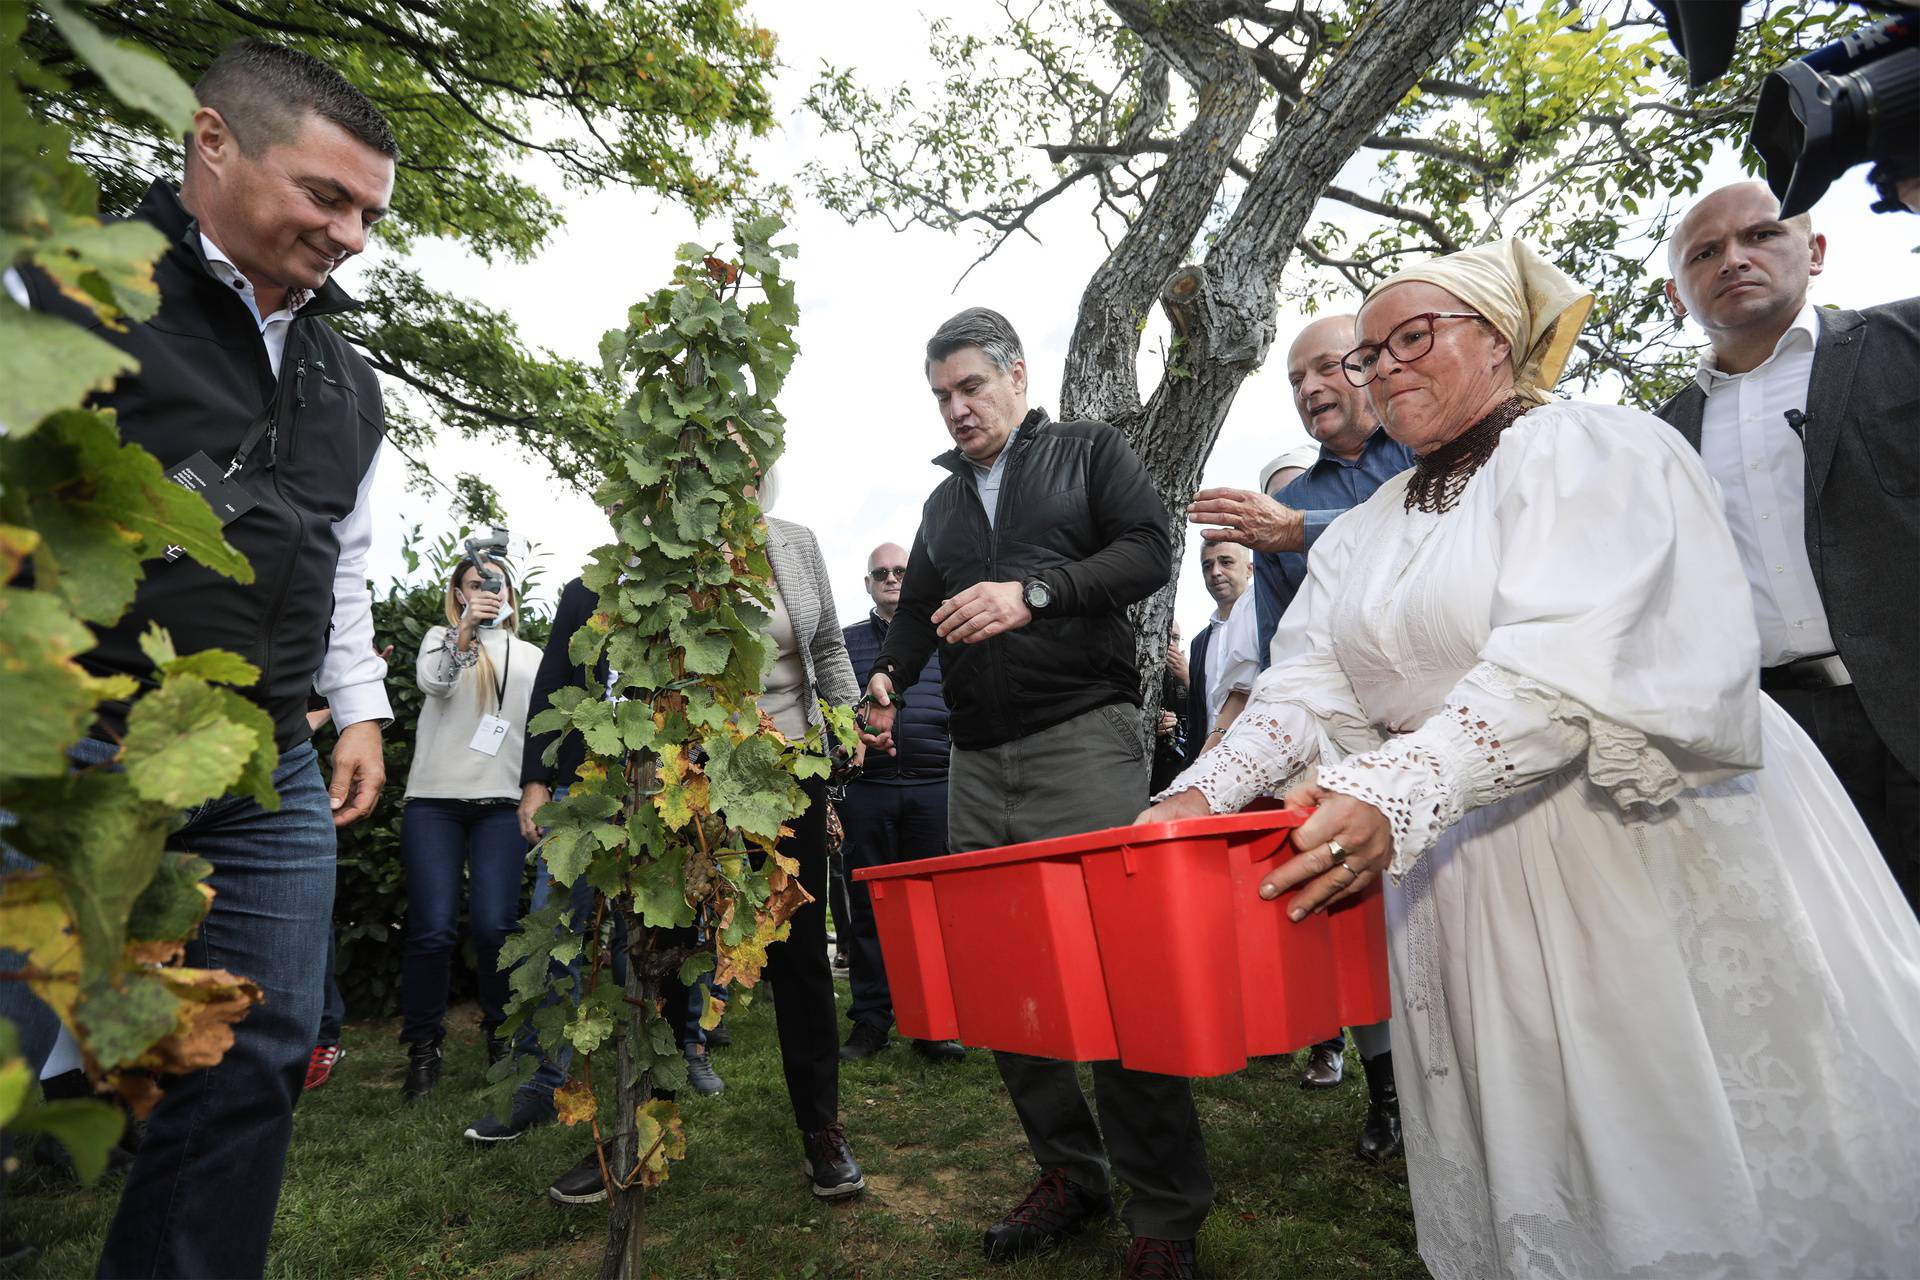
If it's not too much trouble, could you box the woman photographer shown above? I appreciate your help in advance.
[397,556,542,1101]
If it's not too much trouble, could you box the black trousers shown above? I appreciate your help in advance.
[661,774,838,1131]
[1770,683,1919,914]
[840,778,950,1031]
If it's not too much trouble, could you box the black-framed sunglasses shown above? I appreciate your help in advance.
[869,566,908,581]
[1341,311,1487,387]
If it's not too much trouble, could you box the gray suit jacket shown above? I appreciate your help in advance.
[1655,300,1919,776]
[765,516,860,727]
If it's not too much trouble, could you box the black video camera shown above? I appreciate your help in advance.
[1655,1,1919,217]
[462,526,510,629]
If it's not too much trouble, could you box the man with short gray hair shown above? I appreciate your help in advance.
[860,308,1211,1280]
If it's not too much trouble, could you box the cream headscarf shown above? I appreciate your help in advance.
[1364,239,1593,406]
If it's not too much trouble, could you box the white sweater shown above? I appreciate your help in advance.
[404,624,543,803]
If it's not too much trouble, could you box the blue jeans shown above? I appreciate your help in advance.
[839,779,949,1031]
[398,799,529,1045]
[0,740,337,1278]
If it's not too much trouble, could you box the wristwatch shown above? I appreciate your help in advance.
[1022,577,1053,613]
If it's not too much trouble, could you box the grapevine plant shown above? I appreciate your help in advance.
[1,2,274,1173]
[491,218,854,1276]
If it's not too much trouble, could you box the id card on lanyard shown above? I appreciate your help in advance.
[468,640,513,756]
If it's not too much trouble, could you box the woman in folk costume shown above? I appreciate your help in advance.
[1141,239,1920,1278]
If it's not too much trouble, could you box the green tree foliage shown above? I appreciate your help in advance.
[807,1,1860,404]
[1,0,287,1176]
[17,0,781,502]
[485,218,847,1278]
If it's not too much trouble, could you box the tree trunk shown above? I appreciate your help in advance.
[601,909,653,1280]
[1070,0,1491,729]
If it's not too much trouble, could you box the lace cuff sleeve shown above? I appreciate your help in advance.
[1153,701,1317,814]
[1316,662,1585,880]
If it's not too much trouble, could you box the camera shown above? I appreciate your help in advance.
[1655,1,1919,217]
[463,526,510,629]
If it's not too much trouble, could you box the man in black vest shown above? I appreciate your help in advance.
[860,309,1210,1280]
[1659,181,1918,911]
[2,39,394,1276]
[837,542,963,1064]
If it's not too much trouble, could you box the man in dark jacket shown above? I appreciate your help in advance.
[1659,182,1917,911]
[0,40,394,1277]
[859,309,1210,1280]
[837,542,963,1064]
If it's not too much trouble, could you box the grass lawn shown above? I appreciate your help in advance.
[6,979,1423,1279]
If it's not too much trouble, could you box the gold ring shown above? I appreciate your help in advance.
[1327,839,1349,866]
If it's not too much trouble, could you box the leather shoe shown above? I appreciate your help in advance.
[1299,1041,1344,1089]
[1124,1235,1200,1279]
[401,1038,443,1103]
[982,1167,1113,1261]
[839,1021,890,1060]
[1356,1050,1403,1163]
[912,1038,965,1063]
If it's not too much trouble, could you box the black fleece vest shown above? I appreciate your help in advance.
[20,181,386,751]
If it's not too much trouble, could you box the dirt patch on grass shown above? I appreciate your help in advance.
[861,1163,970,1221]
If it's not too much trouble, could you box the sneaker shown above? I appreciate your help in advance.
[839,1021,890,1061]
[1299,1042,1344,1089]
[684,1047,725,1096]
[981,1167,1114,1261]
[304,1044,345,1091]
[911,1038,965,1064]
[801,1123,864,1199]
[1123,1235,1200,1279]
[703,1018,732,1049]
[548,1150,608,1205]
[464,1090,557,1143]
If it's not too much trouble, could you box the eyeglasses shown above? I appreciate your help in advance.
[1341,312,1487,387]
[869,566,908,581]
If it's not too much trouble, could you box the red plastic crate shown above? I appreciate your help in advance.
[854,808,1391,1077]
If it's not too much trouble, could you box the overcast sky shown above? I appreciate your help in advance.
[343,1,1919,651]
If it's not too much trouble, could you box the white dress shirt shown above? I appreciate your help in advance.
[1205,588,1260,723]
[4,241,390,730]
[1693,303,1834,667]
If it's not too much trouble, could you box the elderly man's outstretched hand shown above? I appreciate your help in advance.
[1187,487,1306,554]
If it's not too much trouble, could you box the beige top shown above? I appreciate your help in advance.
[759,579,810,739]
[406,625,542,802]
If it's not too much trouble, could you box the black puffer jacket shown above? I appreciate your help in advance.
[843,610,948,779]
[872,410,1171,751]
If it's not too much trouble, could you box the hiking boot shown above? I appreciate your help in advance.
[548,1150,607,1205]
[1355,1050,1403,1163]
[1123,1235,1200,1279]
[1300,1041,1344,1089]
[304,1043,345,1091]
[802,1123,864,1199]
[464,1090,557,1143]
[912,1038,965,1064]
[981,1167,1113,1261]
[839,1021,890,1061]
[684,1046,725,1096]
[401,1038,443,1103]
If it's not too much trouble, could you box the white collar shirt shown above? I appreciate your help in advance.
[198,233,311,378]
[1692,302,1832,666]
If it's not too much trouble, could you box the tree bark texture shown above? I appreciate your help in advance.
[1067,0,1491,741]
[601,911,653,1280]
